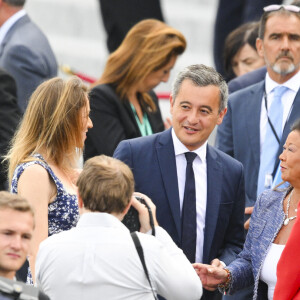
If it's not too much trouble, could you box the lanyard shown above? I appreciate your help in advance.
[263,91,280,144]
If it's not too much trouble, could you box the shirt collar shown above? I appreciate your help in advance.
[0,10,26,45]
[265,70,300,94]
[77,212,129,231]
[171,128,207,163]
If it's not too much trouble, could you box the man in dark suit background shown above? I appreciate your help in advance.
[226,2,300,94]
[114,64,245,300]
[217,5,300,212]
[0,68,21,191]
[213,0,282,79]
[217,7,300,299]
[0,0,57,112]
[98,0,164,53]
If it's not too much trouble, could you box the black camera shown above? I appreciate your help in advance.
[122,196,155,235]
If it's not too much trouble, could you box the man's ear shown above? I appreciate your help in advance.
[77,192,84,208]
[217,108,227,125]
[256,38,264,58]
[123,197,133,216]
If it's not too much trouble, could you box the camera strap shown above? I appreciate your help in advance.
[142,202,155,236]
[131,232,158,300]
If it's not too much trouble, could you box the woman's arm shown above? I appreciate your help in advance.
[17,164,55,283]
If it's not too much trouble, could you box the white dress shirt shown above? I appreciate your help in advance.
[259,70,300,150]
[35,212,202,300]
[0,9,26,45]
[172,129,207,263]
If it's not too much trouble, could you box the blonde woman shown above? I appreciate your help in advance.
[6,77,93,283]
[84,19,186,159]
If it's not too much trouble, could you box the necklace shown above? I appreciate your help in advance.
[284,191,297,226]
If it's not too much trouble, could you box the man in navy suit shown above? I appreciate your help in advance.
[114,64,245,300]
[217,5,300,212]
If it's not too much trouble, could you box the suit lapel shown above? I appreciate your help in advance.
[245,81,264,168]
[274,88,300,172]
[0,15,29,57]
[123,99,141,136]
[203,145,222,263]
[155,129,181,238]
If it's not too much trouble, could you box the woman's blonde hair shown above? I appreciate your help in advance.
[94,19,186,111]
[6,76,88,183]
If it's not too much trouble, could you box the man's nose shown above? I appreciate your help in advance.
[187,110,198,124]
[281,36,291,51]
[10,236,22,250]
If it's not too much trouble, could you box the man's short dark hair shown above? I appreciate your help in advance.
[3,0,25,7]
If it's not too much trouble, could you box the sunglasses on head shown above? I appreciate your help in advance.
[263,4,300,13]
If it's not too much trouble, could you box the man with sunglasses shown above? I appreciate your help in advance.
[217,4,300,220]
[217,5,300,299]
[227,1,300,94]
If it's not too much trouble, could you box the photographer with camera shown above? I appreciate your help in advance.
[35,155,202,300]
[0,192,49,300]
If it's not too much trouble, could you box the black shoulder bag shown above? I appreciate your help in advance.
[131,232,158,300]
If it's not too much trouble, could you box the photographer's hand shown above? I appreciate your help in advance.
[131,192,158,233]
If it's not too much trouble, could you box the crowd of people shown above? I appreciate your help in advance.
[0,0,300,300]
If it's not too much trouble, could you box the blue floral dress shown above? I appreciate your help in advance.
[11,153,79,283]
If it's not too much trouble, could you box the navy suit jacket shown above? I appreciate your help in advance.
[228,67,267,94]
[114,129,245,262]
[114,129,245,299]
[216,80,300,207]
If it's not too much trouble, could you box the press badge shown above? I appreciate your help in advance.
[264,174,273,189]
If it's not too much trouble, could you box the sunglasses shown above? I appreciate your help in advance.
[263,4,300,13]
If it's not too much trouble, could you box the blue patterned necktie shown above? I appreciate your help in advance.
[257,86,288,196]
[181,152,197,263]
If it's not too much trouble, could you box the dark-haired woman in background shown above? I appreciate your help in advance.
[224,21,265,80]
[84,19,186,159]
